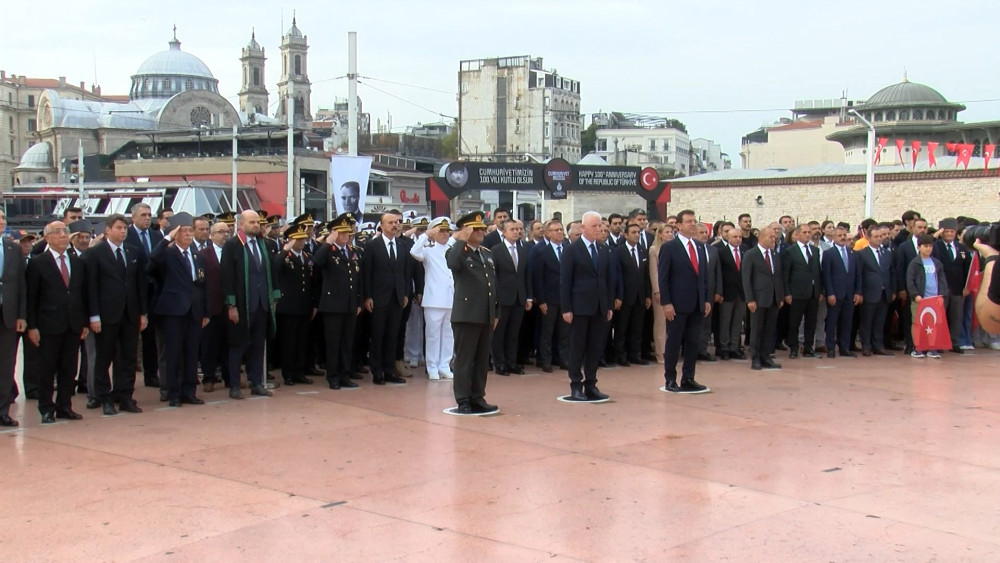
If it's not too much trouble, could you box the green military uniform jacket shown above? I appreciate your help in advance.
[447,243,500,324]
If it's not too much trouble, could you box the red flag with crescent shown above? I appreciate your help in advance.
[966,253,983,330]
[910,140,921,169]
[912,296,951,351]
[984,144,995,175]
[945,141,959,154]
[927,141,939,167]
[956,144,974,169]
[873,137,888,165]
[895,139,905,166]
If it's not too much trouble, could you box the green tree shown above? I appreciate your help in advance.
[441,126,458,159]
[580,122,599,156]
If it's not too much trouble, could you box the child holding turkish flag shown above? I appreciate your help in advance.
[906,234,950,358]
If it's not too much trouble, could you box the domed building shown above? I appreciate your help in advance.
[129,30,220,100]
[828,75,1000,166]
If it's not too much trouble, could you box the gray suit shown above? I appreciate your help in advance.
[0,237,27,417]
[742,245,784,360]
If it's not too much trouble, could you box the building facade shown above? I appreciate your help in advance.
[238,31,269,116]
[458,55,581,163]
[275,17,312,125]
[591,113,691,175]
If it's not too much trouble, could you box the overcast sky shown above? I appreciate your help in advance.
[5,0,999,160]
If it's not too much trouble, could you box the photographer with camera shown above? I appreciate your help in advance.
[966,223,1000,333]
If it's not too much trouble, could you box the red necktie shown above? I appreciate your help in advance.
[59,254,70,287]
[687,240,699,274]
[764,249,773,273]
[734,247,741,271]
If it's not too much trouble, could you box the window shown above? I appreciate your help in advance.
[914,109,923,120]
[886,111,896,121]
[253,67,260,86]
[899,110,909,120]
[294,54,302,76]
[649,139,657,151]
[597,138,607,152]
[663,140,670,152]
[185,79,193,90]
[875,112,884,122]
[163,78,171,91]
[8,139,13,155]
[27,95,34,108]
[27,118,36,132]
[8,116,12,129]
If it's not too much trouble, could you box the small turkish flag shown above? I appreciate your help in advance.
[966,253,984,330]
[874,137,888,165]
[895,139,906,166]
[945,141,959,154]
[985,144,995,175]
[956,144,974,169]
[927,141,939,167]
[911,140,921,169]
[913,296,952,351]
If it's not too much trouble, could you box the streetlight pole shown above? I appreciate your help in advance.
[850,109,876,218]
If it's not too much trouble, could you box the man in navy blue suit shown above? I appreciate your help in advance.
[859,223,896,356]
[821,225,863,358]
[658,210,711,393]
[124,203,164,389]
[560,211,618,401]
[531,219,569,373]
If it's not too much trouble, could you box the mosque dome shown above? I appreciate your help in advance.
[866,79,949,108]
[129,31,220,101]
[18,142,53,169]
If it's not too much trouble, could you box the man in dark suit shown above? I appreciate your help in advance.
[222,210,279,399]
[630,209,657,362]
[124,202,163,388]
[658,210,711,392]
[361,211,412,385]
[313,214,362,390]
[447,212,500,414]
[26,221,88,423]
[742,224,784,370]
[858,224,895,356]
[781,224,823,358]
[532,220,569,372]
[612,222,651,366]
[696,223,723,362]
[606,213,624,247]
[199,219,231,392]
[482,208,509,250]
[272,222,315,386]
[150,213,209,407]
[490,219,532,375]
[716,227,746,360]
[0,209,26,426]
[822,225,863,358]
[561,211,617,401]
[84,214,148,416]
[893,217,926,354]
[933,218,970,353]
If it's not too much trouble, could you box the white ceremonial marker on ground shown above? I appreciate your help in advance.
[442,407,501,417]
[556,395,611,404]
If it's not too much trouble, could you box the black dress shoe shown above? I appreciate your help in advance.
[951,347,965,354]
[179,396,204,405]
[250,385,273,397]
[40,412,56,424]
[145,377,160,388]
[802,350,819,358]
[732,351,747,360]
[168,399,181,407]
[471,400,499,413]
[827,351,836,359]
[616,358,631,367]
[559,364,569,370]
[340,379,359,389]
[282,378,296,386]
[159,389,168,402]
[718,351,730,361]
[679,380,709,393]
[119,399,143,413]
[229,388,244,400]
[329,381,341,390]
[630,357,650,366]
[372,377,385,385]
[697,352,717,362]
[598,360,610,368]
[86,398,101,409]
[762,359,782,369]
[384,374,406,385]
[751,358,762,370]
[55,408,82,420]
[862,350,873,357]
[775,342,788,351]
[585,387,609,401]
[350,373,364,380]
[305,366,325,376]
[456,403,473,414]
[293,376,314,385]
[0,415,18,427]
[495,368,510,376]
[664,380,681,393]
[873,349,894,356]
[568,388,588,401]
[840,350,858,358]
[509,366,525,375]
[789,348,799,359]
[102,401,118,416]
[540,364,553,373]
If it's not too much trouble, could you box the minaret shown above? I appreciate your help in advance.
[276,13,312,124]
[238,29,269,115]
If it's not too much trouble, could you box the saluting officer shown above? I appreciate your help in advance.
[313,213,363,390]
[272,221,316,387]
[447,212,500,414]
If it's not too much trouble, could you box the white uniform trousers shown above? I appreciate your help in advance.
[404,302,424,365]
[423,307,453,376]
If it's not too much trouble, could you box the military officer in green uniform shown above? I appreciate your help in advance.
[447,212,500,414]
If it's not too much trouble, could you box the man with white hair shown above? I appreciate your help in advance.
[410,217,457,379]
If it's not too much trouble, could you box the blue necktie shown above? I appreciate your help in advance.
[141,230,151,254]
[589,243,598,269]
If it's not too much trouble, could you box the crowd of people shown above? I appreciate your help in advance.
[0,202,994,424]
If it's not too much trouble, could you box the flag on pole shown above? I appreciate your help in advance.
[911,140,921,169]
[956,144,974,169]
[966,252,984,330]
[984,144,995,175]
[895,139,906,167]
[946,141,959,154]
[927,141,939,167]
[912,296,952,351]
[874,137,888,165]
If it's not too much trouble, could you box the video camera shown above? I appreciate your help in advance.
[963,223,1000,249]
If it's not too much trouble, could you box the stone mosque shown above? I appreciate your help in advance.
[13,20,313,184]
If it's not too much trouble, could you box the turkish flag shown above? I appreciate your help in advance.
[874,137,888,165]
[945,141,959,154]
[927,141,939,167]
[966,253,984,330]
[912,296,952,351]
[911,140,921,169]
[895,139,906,166]
[956,144,974,169]
[985,144,995,175]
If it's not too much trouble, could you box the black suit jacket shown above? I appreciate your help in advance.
[893,238,919,293]
[741,246,783,308]
[0,238,27,328]
[560,237,617,316]
[717,243,745,302]
[83,240,146,325]
[272,250,314,316]
[704,242,723,299]
[491,239,531,306]
[614,243,650,306]
[531,241,563,308]
[932,239,970,296]
[313,243,362,314]
[781,243,822,299]
[482,230,502,251]
[149,240,207,319]
[26,250,87,334]
[657,237,709,314]
[822,245,862,301]
[362,235,413,307]
[199,245,224,316]
[858,246,894,303]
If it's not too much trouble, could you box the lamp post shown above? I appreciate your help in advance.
[849,109,876,218]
